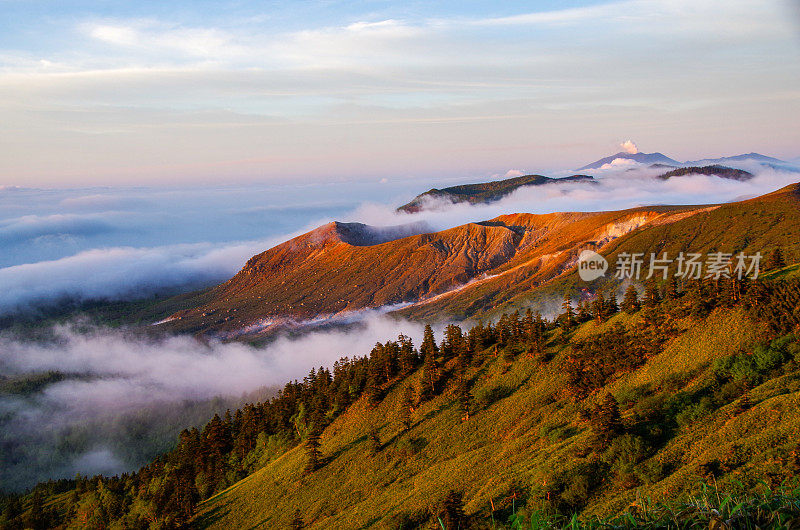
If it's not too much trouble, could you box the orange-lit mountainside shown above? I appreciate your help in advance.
[163,183,800,337]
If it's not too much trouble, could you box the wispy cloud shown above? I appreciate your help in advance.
[0,0,797,184]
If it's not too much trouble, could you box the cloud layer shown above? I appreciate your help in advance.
[0,314,424,489]
[348,163,800,236]
[0,163,797,316]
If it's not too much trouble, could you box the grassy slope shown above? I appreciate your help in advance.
[192,307,797,529]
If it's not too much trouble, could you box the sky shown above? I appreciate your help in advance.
[1,0,799,187]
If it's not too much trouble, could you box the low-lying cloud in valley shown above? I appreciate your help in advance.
[0,314,424,490]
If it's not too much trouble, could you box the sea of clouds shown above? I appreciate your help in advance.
[1,162,798,315]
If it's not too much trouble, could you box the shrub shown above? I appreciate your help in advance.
[605,434,649,467]
[674,396,714,428]
[540,423,577,442]
[476,383,514,408]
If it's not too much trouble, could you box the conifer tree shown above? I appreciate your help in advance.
[397,334,417,375]
[365,367,382,404]
[621,285,640,314]
[422,348,439,398]
[606,292,619,315]
[523,309,535,340]
[420,324,439,358]
[399,385,414,431]
[559,294,575,331]
[583,394,623,449]
[531,311,546,355]
[442,324,466,360]
[643,279,661,308]
[591,294,607,323]
[438,490,467,530]
[303,430,322,475]
[577,299,592,323]
[665,275,680,300]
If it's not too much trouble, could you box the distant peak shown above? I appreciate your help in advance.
[577,151,681,171]
[310,221,431,247]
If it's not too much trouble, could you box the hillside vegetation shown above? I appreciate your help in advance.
[4,274,800,529]
[656,165,753,181]
[396,174,594,213]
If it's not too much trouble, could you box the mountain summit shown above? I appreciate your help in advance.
[577,151,681,170]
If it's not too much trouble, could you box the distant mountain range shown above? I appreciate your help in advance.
[578,151,787,171]
[396,174,594,213]
[685,152,787,166]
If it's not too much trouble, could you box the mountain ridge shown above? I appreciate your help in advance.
[160,182,800,337]
[396,173,594,213]
[578,150,788,172]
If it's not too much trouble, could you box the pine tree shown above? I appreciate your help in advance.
[456,380,473,421]
[559,294,575,332]
[665,275,680,300]
[26,489,51,530]
[422,348,439,398]
[577,299,592,323]
[366,350,383,404]
[397,334,417,375]
[496,314,512,345]
[643,279,661,308]
[420,324,439,358]
[531,312,546,355]
[303,431,322,475]
[442,324,466,361]
[584,394,623,449]
[399,385,414,431]
[522,309,534,341]
[591,294,607,323]
[438,490,467,530]
[621,285,640,314]
[606,292,619,315]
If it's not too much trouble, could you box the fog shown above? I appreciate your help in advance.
[0,314,424,490]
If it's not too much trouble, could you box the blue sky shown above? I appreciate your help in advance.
[1,0,799,186]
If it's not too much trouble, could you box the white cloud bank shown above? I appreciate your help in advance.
[349,163,800,235]
[0,314,424,487]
